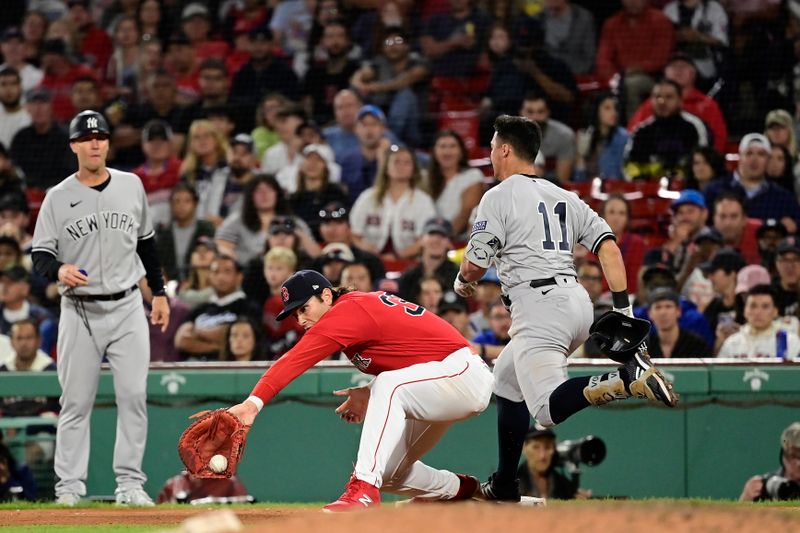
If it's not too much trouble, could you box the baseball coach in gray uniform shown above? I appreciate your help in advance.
[32,110,170,506]
[454,114,678,502]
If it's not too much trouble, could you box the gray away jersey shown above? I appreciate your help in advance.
[468,174,613,291]
[32,168,154,295]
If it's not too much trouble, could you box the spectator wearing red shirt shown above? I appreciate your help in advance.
[164,34,200,105]
[133,119,182,198]
[711,191,762,266]
[38,38,97,123]
[227,270,492,511]
[596,0,675,119]
[65,0,113,77]
[180,3,230,64]
[223,0,268,43]
[598,193,646,294]
[628,54,727,152]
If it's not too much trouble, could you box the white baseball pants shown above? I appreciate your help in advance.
[353,347,493,498]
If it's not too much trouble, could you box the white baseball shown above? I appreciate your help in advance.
[209,454,228,473]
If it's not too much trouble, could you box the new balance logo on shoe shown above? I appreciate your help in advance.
[358,494,373,506]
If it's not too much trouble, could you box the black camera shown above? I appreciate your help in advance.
[764,476,800,500]
[557,436,606,468]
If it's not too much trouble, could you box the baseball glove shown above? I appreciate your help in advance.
[177,409,251,479]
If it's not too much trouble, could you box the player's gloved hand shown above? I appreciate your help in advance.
[454,273,477,298]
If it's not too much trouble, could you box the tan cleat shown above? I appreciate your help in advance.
[623,346,679,408]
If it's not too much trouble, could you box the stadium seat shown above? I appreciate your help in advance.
[26,188,47,233]
[565,181,593,201]
[382,258,418,276]
[439,108,481,159]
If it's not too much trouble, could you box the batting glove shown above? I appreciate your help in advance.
[613,306,634,318]
[454,273,477,298]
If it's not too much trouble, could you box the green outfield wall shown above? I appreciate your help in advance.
[1,361,798,501]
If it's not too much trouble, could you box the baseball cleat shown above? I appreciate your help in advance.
[519,496,547,507]
[114,487,155,506]
[323,476,380,512]
[55,493,81,506]
[475,473,521,502]
[621,345,679,408]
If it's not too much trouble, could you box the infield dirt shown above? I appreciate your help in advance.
[2,501,800,532]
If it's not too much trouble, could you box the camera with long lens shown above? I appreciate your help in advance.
[764,476,800,500]
[557,436,606,473]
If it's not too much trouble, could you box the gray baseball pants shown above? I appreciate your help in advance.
[54,289,150,497]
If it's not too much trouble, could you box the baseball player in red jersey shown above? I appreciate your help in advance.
[228,270,493,511]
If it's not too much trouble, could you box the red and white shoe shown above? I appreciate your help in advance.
[323,476,381,513]
[453,474,479,500]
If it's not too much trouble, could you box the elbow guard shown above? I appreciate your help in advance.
[464,231,501,269]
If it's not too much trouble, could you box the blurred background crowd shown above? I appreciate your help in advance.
[0,0,798,370]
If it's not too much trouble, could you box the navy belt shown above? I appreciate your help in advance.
[71,285,138,301]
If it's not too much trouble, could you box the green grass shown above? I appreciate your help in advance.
[0,501,318,511]
[1,527,163,533]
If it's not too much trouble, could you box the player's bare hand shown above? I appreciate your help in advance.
[228,401,258,426]
[333,386,370,424]
[150,295,170,332]
[739,476,764,501]
[58,264,89,288]
[454,274,477,298]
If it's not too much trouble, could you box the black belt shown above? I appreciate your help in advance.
[529,276,576,289]
[70,285,138,301]
[502,276,577,307]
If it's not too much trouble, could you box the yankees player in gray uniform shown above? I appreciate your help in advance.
[454,115,678,501]
[32,111,170,506]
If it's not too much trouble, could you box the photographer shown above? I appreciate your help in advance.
[518,426,591,500]
[740,422,800,501]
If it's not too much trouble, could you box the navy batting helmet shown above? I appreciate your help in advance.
[69,110,110,141]
[589,311,651,363]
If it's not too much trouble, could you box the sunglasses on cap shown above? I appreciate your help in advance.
[319,206,348,220]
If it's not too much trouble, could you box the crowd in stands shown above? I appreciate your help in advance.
[0,0,798,386]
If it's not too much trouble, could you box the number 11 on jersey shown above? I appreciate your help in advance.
[538,201,570,251]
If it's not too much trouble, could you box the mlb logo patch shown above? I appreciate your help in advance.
[472,220,487,233]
